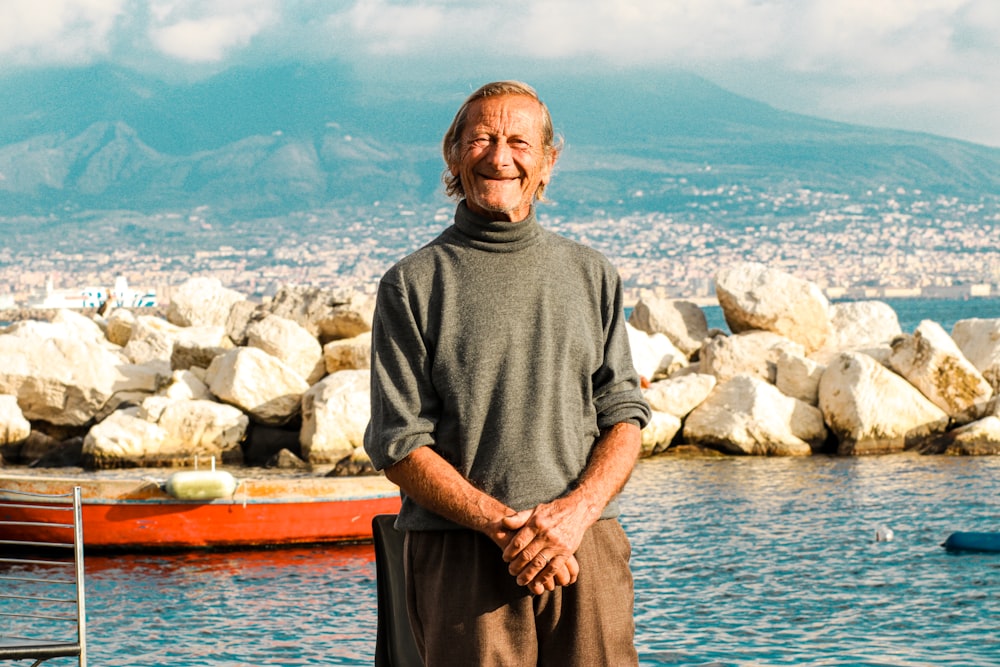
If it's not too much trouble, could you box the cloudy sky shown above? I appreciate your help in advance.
[2,0,998,147]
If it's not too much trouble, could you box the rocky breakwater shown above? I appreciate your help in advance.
[0,277,376,472]
[2,264,999,472]
[628,262,1000,457]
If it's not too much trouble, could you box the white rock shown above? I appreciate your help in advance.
[138,396,248,460]
[0,335,126,426]
[628,298,709,357]
[225,299,259,346]
[82,408,170,466]
[0,395,30,445]
[814,300,902,363]
[206,347,309,425]
[643,373,717,420]
[323,332,372,373]
[682,375,825,455]
[158,369,211,401]
[300,370,371,464]
[715,262,831,354]
[122,316,183,365]
[888,320,993,424]
[627,323,688,381]
[166,277,246,328]
[265,285,373,344]
[5,314,107,346]
[818,352,950,455]
[640,410,683,457]
[937,415,1000,455]
[774,349,825,405]
[104,308,136,347]
[247,314,325,384]
[50,309,107,344]
[952,318,1000,393]
[171,325,233,370]
[699,330,804,384]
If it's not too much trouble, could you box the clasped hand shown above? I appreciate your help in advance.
[493,497,590,596]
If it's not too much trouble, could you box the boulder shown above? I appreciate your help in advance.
[715,262,831,353]
[98,360,171,419]
[683,375,825,456]
[643,373,717,420]
[818,352,950,455]
[82,408,171,468]
[640,410,682,457]
[628,298,709,357]
[814,300,901,363]
[951,318,1000,393]
[104,308,136,346]
[171,326,234,370]
[627,323,688,381]
[225,299,260,346]
[699,330,803,384]
[930,416,1000,456]
[50,309,107,344]
[138,396,247,463]
[300,370,370,464]
[0,335,127,426]
[774,349,825,405]
[122,316,183,365]
[323,332,372,373]
[0,395,30,445]
[166,277,246,328]
[205,347,309,425]
[265,285,373,344]
[267,448,309,469]
[888,320,993,424]
[247,314,325,384]
[329,447,378,476]
[158,369,211,401]
[19,432,83,467]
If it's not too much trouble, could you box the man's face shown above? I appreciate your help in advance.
[451,94,556,222]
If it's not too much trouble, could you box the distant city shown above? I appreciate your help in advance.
[1,179,998,310]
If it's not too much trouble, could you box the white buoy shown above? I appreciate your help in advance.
[165,457,237,501]
[875,526,894,542]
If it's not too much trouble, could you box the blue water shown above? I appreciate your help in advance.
[7,455,997,666]
[702,296,1000,335]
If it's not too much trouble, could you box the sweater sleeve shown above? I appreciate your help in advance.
[363,273,440,471]
[592,271,652,431]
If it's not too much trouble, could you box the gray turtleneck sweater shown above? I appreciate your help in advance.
[364,202,651,531]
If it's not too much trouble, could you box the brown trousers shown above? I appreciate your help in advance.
[403,519,638,667]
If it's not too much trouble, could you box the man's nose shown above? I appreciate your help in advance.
[485,140,511,166]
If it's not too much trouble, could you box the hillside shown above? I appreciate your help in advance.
[1,64,999,218]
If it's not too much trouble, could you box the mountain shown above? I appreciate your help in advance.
[1,63,998,218]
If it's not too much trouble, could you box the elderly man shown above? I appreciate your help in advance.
[364,80,650,666]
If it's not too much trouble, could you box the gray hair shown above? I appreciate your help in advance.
[442,80,561,201]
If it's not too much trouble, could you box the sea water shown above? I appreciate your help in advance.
[6,455,997,666]
[701,296,1000,335]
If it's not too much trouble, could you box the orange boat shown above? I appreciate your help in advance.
[0,467,401,551]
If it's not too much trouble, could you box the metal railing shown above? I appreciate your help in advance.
[0,486,87,666]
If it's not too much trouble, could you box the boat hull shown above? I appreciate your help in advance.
[0,470,401,551]
[942,531,1000,553]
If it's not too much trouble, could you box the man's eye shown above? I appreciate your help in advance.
[470,137,490,147]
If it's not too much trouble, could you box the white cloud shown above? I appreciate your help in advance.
[147,0,278,62]
[0,0,997,145]
[0,0,125,65]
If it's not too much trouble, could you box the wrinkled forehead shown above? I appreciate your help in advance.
[464,94,547,137]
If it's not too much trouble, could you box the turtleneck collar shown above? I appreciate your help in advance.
[452,200,542,252]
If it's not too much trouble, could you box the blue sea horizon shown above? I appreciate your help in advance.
[699,295,1000,335]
